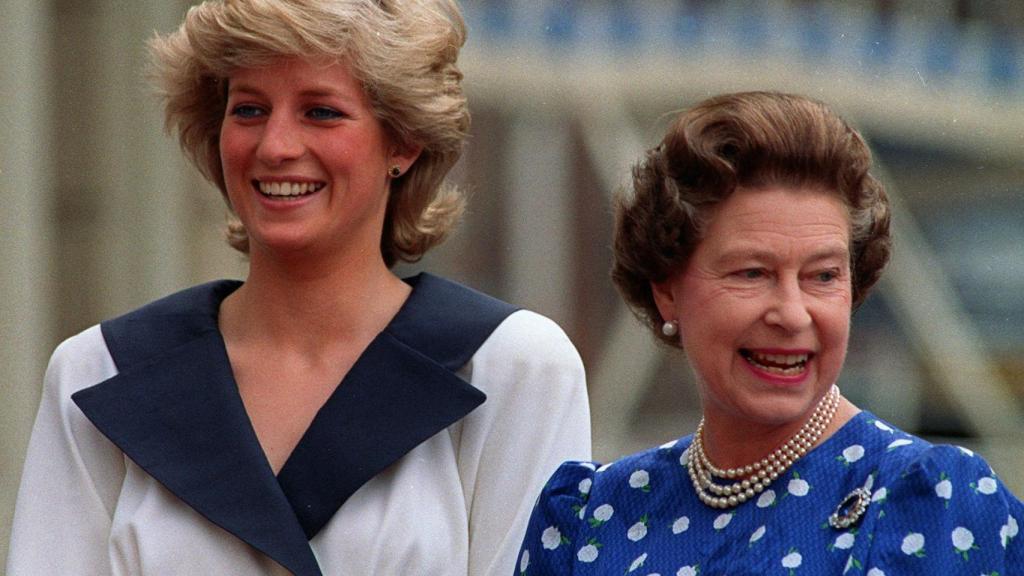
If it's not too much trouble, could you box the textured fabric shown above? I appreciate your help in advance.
[517,411,1024,575]
[8,277,591,576]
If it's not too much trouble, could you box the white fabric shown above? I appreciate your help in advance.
[8,310,591,575]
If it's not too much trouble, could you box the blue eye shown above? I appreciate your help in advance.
[307,107,343,121]
[816,270,840,283]
[229,104,265,119]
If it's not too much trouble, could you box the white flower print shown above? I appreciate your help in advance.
[952,526,979,560]
[628,521,648,542]
[757,489,776,508]
[630,470,651,491]
[593,504,614,522]
[935,473,953,504]
[871,487,888,503]
[974,476,997,495]
[901,533,925,556]
[1001,515,1019,548]
[676,566,698,576]
[887,439,913,450]
[577,542,600,563]
[749,525,766,544]
[843,555,853,574]
[588,503,613,527]
[679,448,689,467]
[671,516,690,534]
[660,439,678,450]
[580,462,597,471]
[863,474,875,492]
[578,477,592,495]
[841,445,865,464]
[597,462,613,473]
[866,569,885,576]
[781,550,802,569]
[577,504,587,520]
[713,513,733,530]
[788,478,810,497]
[952,527,974,550]
[541,526,562,550]
[628,553,647,572]
[873,420,894,432]
[958,446,975,457]
[834,532,855,550]
[519,549,530,572]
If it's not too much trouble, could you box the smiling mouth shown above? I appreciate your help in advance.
[254,180,326,199]
[739,349,812,376]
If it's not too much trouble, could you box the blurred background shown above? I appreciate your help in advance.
[2,0,1022,565]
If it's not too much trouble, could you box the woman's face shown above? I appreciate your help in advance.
[653,186,853,434]
[219,57,419,259]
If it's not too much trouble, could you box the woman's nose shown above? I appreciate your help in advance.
[255,114,304,165]
[764,279,813,332]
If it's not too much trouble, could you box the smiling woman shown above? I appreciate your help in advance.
[6,2,590,576]
[218,58,412,265]
[516,92,1024,575]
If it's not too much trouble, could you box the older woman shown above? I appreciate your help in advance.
[8,1,589,575]
[515,92,1023,575]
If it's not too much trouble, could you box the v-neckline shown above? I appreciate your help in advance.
[72,274,518,575]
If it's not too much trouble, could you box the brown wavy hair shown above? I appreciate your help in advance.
[612,91,892,344]
[149,0,470,266]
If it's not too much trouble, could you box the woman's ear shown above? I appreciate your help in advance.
[650,277,678,324]
[390,141,423,175]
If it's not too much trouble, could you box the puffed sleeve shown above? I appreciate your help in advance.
[6,326,126,575]
[515,461,597,576]
[452,310,591,576]
[861,444,1024,575]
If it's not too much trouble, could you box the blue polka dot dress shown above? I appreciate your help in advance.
[516,411,1024,575]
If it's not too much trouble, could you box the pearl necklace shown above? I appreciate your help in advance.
[686,385,840,509]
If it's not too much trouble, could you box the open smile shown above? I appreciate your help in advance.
[253,179,326,200]
[739,349,813,377]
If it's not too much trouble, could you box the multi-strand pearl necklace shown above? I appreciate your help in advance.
[687,385,841,509]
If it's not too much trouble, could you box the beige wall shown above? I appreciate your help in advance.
[1,0,56,567]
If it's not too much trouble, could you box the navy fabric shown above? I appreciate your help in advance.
[72,274,518,576]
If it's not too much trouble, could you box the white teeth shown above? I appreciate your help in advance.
[257,181,323,197]
[745,351,810,374]
[752,352,808,365]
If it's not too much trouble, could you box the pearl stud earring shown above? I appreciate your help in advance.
[661,320,678,337]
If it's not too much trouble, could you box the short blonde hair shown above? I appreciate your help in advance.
[149,0,470,265]
[613,92,891,345]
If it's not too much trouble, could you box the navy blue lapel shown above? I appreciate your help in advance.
[73,329,322,576]
[72,274,518,574]
[277,273,518,538]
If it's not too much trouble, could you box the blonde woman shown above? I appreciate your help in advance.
[8,1,590,574]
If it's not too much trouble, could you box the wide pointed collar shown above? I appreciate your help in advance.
[72,274,517,576]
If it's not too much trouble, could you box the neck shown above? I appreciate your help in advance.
[220,246,410,354]
[686,387,857,509]
[700,392,858,471]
